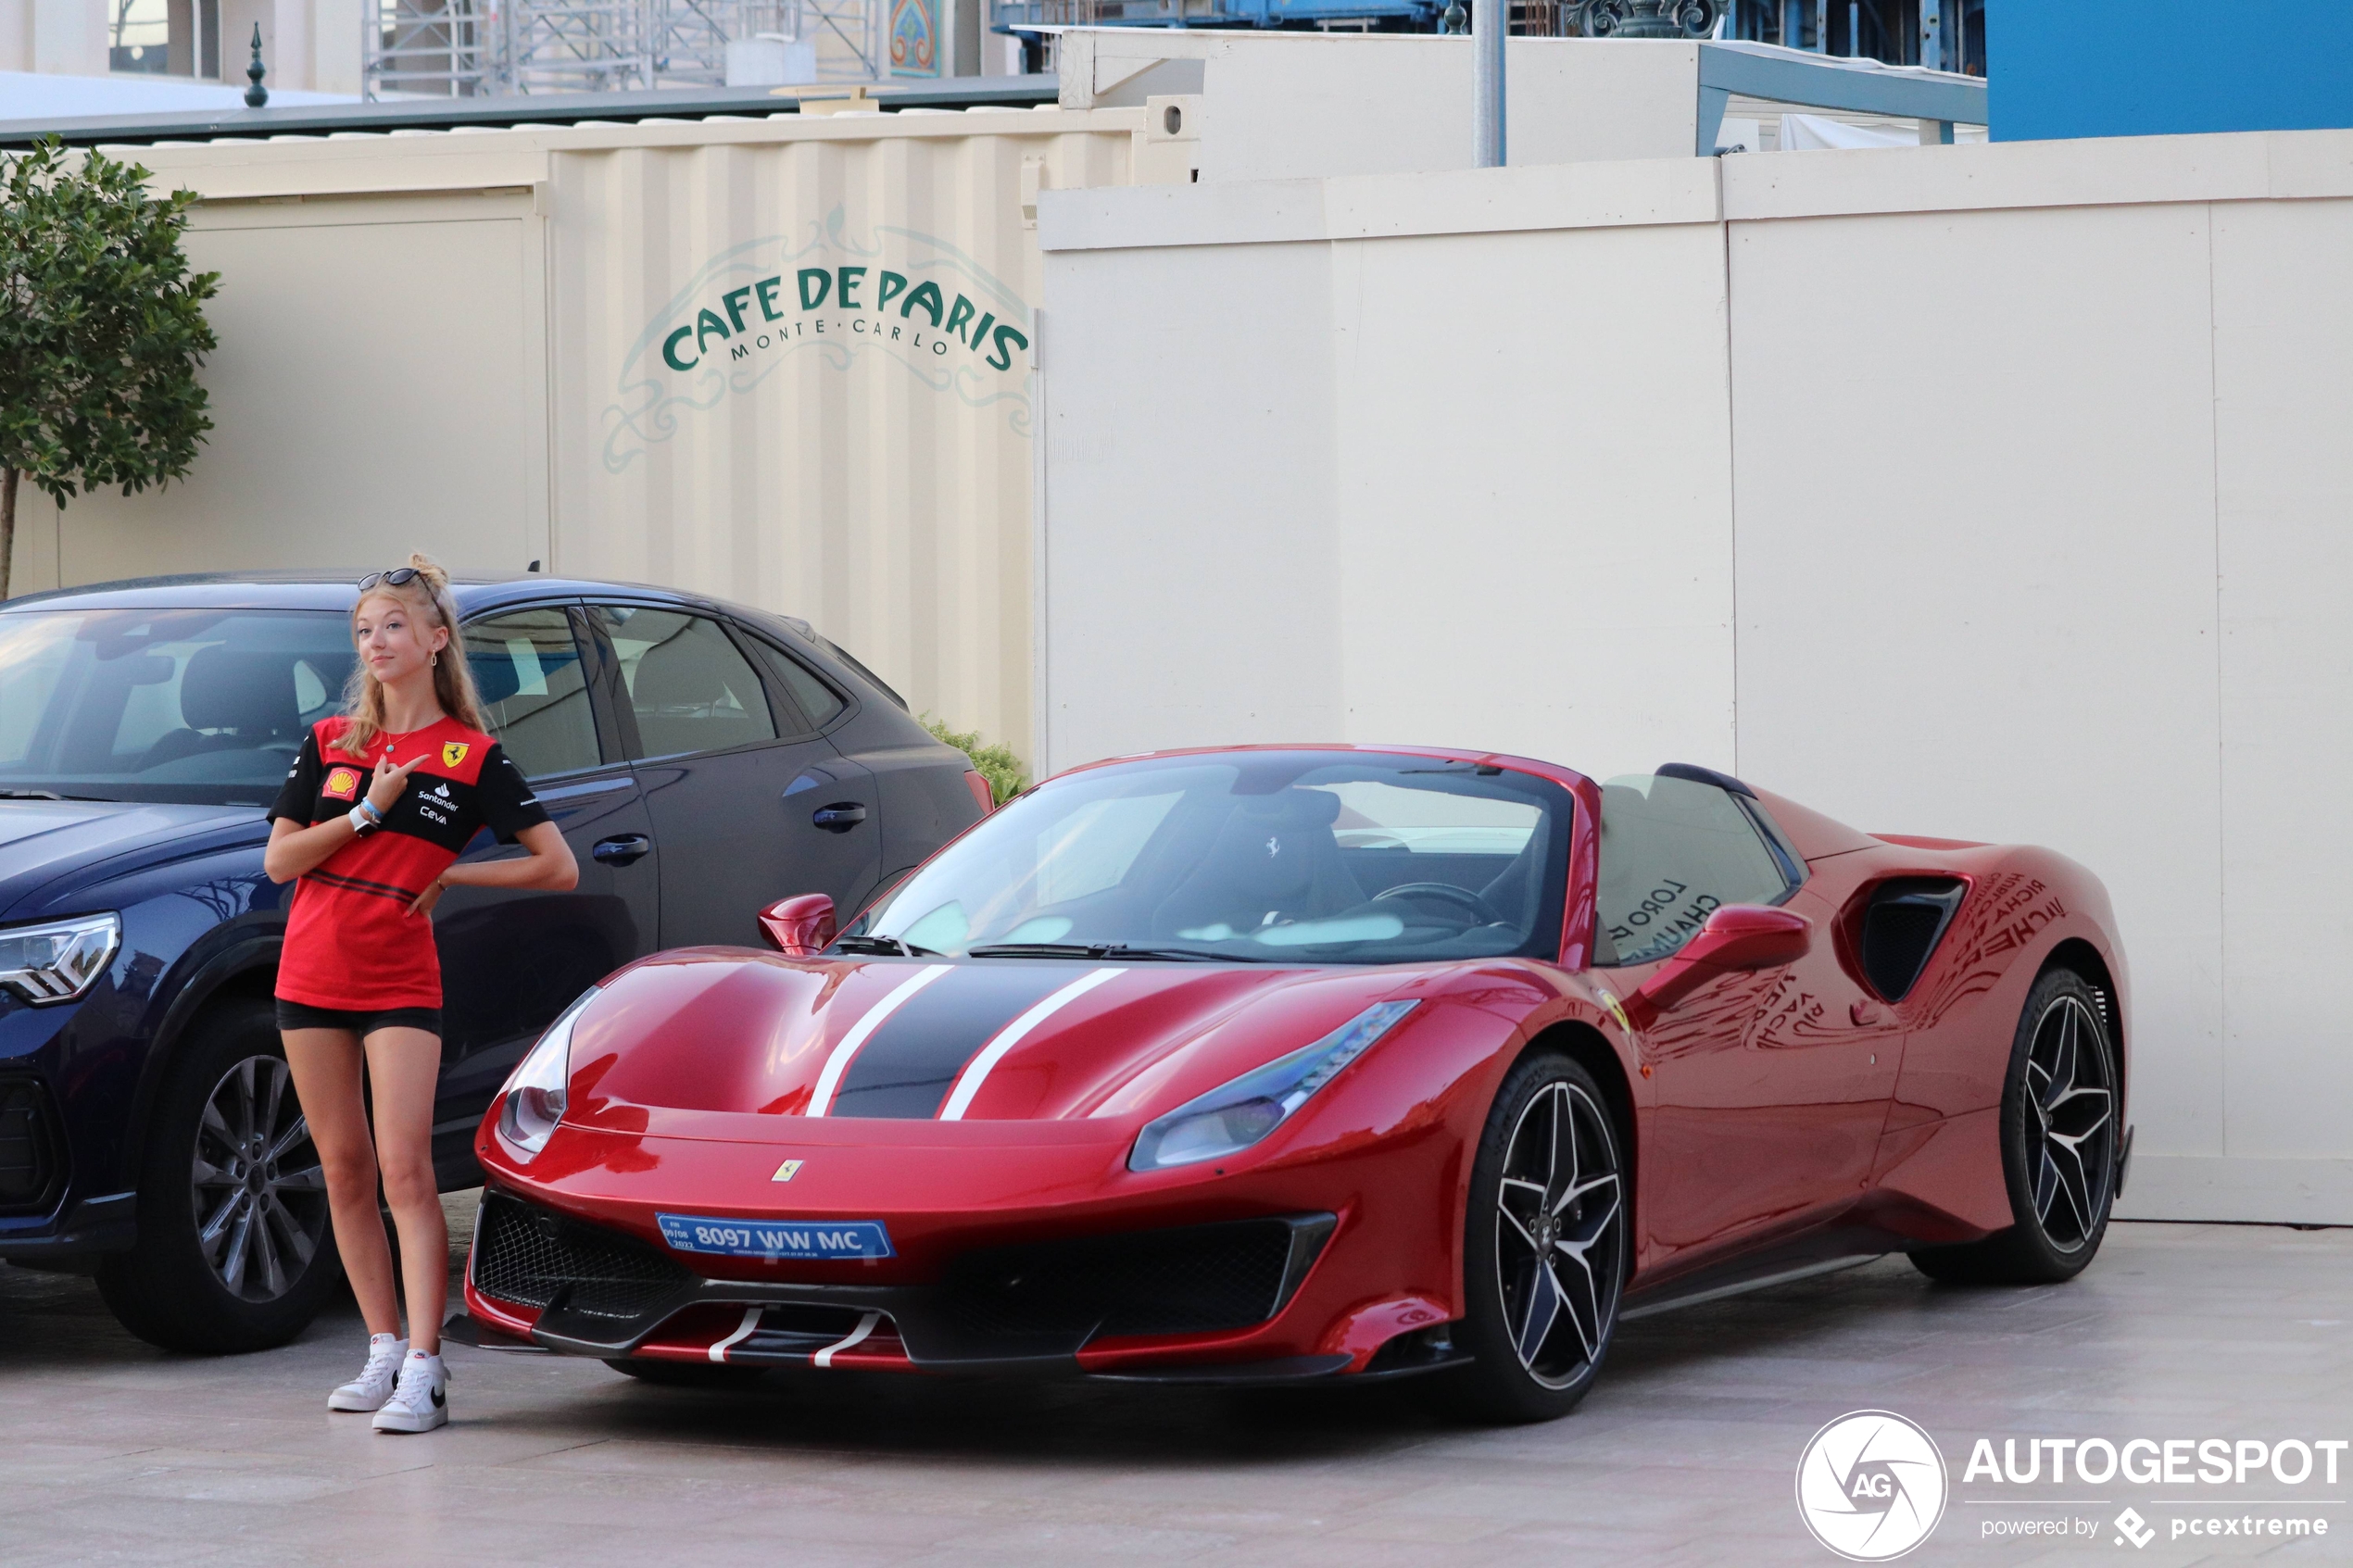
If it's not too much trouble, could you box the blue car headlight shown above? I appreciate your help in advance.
[1129,999,1418,1173]
[495,986,598,1162]
[0,912,120,1005]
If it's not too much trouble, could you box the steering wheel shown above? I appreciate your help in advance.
[1372,881,1502,925]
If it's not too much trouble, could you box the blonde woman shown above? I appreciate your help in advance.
[262,557,577,1433]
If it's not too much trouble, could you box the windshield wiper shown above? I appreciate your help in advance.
[830,934,943,957]
[965,942,1252,963]
[0,789,108,801]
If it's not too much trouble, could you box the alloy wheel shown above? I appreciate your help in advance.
[189,1055,330,1301]
[1493,1079,1625,1388]
[2024,995,2116,1252]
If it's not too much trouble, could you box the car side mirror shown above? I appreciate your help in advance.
[758,894,837,957]
[1630,904,1811,1019]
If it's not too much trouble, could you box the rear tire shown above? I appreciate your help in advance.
[1448,1053,1628,1424]
[1911,968,2120,1286]
[97,997,342,1353]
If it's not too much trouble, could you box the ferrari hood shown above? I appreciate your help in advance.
[564,952,1417,1128]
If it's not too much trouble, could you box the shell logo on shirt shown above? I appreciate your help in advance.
[323,767,362,801]
[441,742,469,768]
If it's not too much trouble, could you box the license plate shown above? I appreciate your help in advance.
[655,1214,894,1261]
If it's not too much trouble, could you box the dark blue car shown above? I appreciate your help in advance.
[0,573,988,1351]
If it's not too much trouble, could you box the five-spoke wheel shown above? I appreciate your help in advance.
[1913,967,2120,1286]
[1455,1054,1627,1420]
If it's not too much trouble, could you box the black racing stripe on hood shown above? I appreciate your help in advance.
[827,965,1072,1120]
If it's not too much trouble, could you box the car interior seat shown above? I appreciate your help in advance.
[1151,789,1365,938]
[627,630,764,758]
[138,647,302,771]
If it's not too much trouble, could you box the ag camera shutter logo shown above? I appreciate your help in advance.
[1795,1410,1949,1561]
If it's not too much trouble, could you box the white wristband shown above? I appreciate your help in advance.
[347,804,375,834]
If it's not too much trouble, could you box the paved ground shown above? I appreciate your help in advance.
[3,1206,2347,1567]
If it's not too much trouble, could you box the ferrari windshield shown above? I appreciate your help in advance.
[852,751,1573,964]
[0,608,356,806]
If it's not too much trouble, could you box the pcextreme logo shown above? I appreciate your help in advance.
[603,208,1033,472]
[1796,1410,1950,1561]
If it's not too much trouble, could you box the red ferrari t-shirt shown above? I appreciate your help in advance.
[268,715,548,1010]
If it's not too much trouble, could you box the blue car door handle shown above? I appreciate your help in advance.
[593,834,652,865]
[812,802,868,832]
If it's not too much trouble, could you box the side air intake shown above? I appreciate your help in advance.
[1859,879,1967,1001]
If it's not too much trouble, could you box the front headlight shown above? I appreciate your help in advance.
[495,986,598,1161]
[0,913,121,1005]
[1129,999,1417,1173]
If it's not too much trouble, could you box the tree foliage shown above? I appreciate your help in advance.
[0,139,219,599]
[921,714,1027,805]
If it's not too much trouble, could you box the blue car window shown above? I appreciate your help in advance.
[0,608,354,805]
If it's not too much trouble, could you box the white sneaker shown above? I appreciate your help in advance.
[371,1350,448,1434]
[329,1334,409,1412]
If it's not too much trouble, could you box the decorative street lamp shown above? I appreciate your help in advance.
[1570,0,1725,36]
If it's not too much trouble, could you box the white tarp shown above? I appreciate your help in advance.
[1778,111,1918,150]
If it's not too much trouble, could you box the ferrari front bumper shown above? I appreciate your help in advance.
[462,1189,1369,1378]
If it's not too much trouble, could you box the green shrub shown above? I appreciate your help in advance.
[921,714,1027,805]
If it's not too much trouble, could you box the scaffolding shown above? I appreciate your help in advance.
[363,0,883,99]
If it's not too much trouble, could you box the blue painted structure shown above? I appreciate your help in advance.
[1993,0,2353,142]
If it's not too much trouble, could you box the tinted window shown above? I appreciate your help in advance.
[593,607,776,759]
[859,751,1572,965]
[461,608,601,778]
[1595,774,1794,965]
[748,636,847,734]
[0,608,353,804]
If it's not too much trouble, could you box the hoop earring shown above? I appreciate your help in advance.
[431,651,439,667]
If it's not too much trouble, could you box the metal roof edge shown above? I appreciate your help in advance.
[0,75,1062,150]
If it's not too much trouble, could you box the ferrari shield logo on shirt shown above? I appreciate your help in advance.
[441,742,469,768]
[322,767,362,801]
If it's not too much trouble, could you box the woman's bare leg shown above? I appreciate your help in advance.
[283,1027,399,1338]
[363,1026,447,1354]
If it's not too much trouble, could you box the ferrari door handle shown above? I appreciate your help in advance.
[812,802,868,833]
[593,834,651,865]
[1851,998,1884,1025]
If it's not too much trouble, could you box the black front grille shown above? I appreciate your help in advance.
[472,1195,691,1321]
[0,1080,64,1215]
[943,1218,1311,1341]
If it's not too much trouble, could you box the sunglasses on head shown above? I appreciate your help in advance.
[357,567,422,592]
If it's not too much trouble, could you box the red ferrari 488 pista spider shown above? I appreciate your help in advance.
[458,746,2130,1422]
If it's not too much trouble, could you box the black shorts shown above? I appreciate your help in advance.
[274,999,443,1039]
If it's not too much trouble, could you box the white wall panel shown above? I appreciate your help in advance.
[53,196,545,586]
[2210,198,2353,1163]
[1330,223,1734,778]
[1038,239,1341,771]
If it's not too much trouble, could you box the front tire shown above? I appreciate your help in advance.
[1912,968,2120,1286]
[1450,1054,1628,1423]
[97,997,342,1353]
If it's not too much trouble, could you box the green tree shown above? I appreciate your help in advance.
[1,139,219,601]
[921,714,1028,805]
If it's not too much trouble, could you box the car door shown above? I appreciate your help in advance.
[430,603,661,1175]
[584,602,880,949]
[1594,772,1901,1268]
